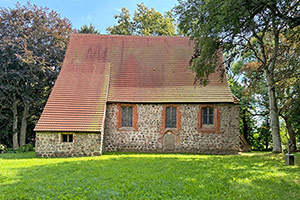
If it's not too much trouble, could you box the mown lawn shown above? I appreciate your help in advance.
[0,152,299,200]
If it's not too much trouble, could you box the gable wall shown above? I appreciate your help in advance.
[103,103,240,154]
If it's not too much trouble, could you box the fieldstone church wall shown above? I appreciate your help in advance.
[35,103,239,157]
[35,132,101,157]
[103,103,240,154]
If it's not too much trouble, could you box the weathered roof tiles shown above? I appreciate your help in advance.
[34,34,237,132]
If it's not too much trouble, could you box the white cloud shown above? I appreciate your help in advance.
[113,7,122,13]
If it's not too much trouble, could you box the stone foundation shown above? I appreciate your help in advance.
[35,132,101,157]
[103,103,240,154]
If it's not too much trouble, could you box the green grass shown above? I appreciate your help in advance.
[0,152,299,200]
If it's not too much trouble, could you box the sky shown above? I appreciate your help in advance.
[0,0,179,33]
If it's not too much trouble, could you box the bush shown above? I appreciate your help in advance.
[5,148,16,153]
[1,144,35,154]
[17,144,34,153]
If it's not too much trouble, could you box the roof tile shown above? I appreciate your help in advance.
[35,34,236,132]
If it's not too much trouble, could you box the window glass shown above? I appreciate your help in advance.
[62,134,68,142]
[69,134,73,142]
[203,107,214,125]
[166,107,177,128]
[62,134,73,143]
[203,108,208,124]
[209,108,214,124]
[122,106,133,127]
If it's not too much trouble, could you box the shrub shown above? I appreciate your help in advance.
[5,148,16,153]
[17,144,34,153]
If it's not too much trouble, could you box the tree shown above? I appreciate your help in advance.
[277,59,300,152]
[228,59,273,151]
[0,2,72,149]
[106,7,133,35]
[107,3,176,36]
[78,24,100,34]
[243,28,300,151]
[276,28,300,152]
[176,0,300,152]
[228,61,254,143]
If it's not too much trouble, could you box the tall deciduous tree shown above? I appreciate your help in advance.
[276,31,300,151]
[242,28,300,151]
[0,2,73,149]
[176,0,300,152]
[107,3,176,36]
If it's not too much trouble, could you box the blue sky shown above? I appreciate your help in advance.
[0,0,178,33]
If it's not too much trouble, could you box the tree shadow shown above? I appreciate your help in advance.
[0,152,36,160]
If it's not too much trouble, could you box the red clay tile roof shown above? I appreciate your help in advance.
[35,34,236,132]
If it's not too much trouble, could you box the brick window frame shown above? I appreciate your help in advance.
[161,105,181,131]
[116,104,138,131]
[198,105,220,134]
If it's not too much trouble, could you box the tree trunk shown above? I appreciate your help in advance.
[283,116,297,152]
[12,100,19,150]
[20,102,29,147]
[265,71,282,153]
[265,119,269,151]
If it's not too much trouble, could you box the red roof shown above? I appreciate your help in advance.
[35,34,236,132]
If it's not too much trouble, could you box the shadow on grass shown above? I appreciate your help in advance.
[1,153,300,200]
[0,152,36,160]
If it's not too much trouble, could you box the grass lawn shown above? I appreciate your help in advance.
[0,152,299,200]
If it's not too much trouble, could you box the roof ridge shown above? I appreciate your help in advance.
[72,33,190,39]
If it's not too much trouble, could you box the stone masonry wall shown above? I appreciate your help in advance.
[103,103,240,154]
[35,132,101,157]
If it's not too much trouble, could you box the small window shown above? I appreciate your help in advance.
[203,108,214,125]
[122,106,133,127]
[166,107,177,128]
[62,134,73,143]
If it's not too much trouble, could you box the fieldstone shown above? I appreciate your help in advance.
[36,103,239,157]
[103,103,239,154]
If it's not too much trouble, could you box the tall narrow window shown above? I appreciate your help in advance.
[122,106,133,127]
[202,107,214,125]
[166,107,177,128]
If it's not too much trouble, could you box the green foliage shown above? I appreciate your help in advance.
[2,144,34,153]
[280,125,289,146]
[176,1,300,152]
[0,2,73,148]
[78,24,100,34]
[106,7,134,35]
[176,0,300,86]
[0,116,12,147]
[251,123,272,151]
[228,57,274,151]
[0,152,300,199]
[191,37,220,85]
[107,3,176,36]
[16,144,34,153]
[4,148,16,153]
[276,30,300,150]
